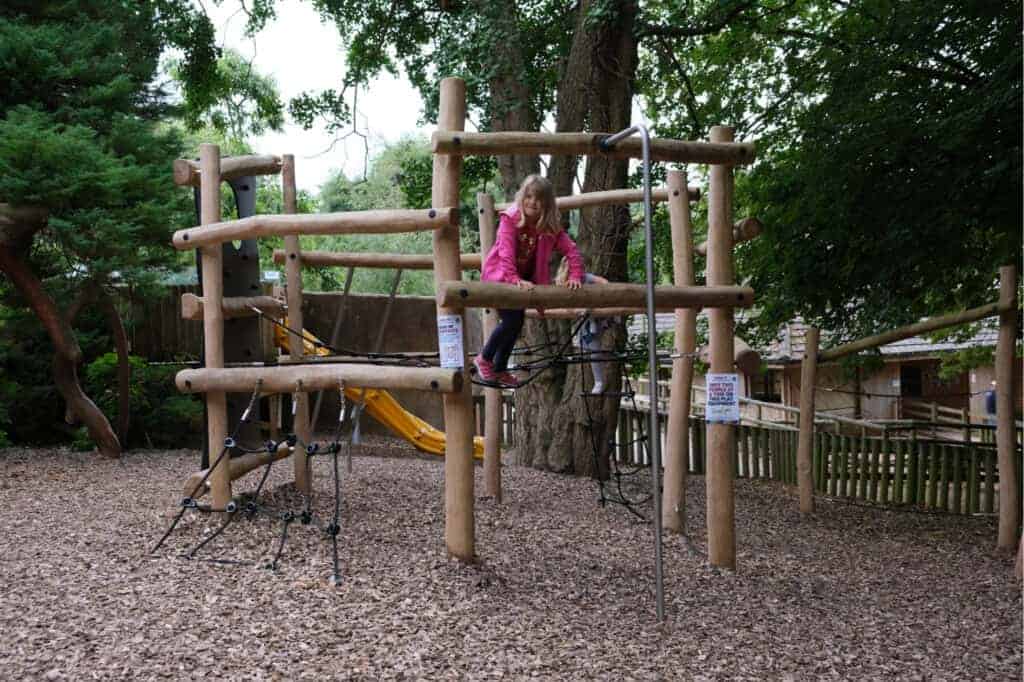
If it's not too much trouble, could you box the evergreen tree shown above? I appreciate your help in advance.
[0,1,220,454]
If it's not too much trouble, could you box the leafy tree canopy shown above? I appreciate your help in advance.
[309,136,499,295]
[0,0,221,291]
[284,0,1021,349]
[639,0,1022,346]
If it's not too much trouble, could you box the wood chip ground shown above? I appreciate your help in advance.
[1,438,1020,679]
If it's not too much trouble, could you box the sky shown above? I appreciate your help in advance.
[205,0,431,193]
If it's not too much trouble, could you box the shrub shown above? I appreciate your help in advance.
[83,353,203,449]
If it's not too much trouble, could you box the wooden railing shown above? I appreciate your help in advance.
[488,391,1022,515]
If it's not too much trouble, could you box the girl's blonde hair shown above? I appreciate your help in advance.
[514,174,561,235]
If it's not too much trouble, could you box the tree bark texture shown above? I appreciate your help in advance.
[486,0,542,198]
[0,243,121,457]
[64,284,131,445]
[513,0,638,476]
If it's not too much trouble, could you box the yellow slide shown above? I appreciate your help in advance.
[275,323,484,459]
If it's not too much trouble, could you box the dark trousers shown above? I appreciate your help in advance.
[481,309,525,372]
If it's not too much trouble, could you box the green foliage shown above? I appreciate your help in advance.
[936,346,997,382]
[82,353,204,449]
[0,0,220,299]
[301,0,572,130]
[0,294,141,446]
[306,136,499,295]
[640,0,1022,346]
[170,48,285,142]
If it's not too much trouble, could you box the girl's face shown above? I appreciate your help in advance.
[521,189,543,222]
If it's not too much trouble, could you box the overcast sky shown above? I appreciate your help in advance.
[205,0,431,193]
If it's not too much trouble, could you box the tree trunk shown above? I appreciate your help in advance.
[513,0,638,476]
[64,284,132,446]
[97,288,131,445]
[0,244,121,457]
[486,0,542,197]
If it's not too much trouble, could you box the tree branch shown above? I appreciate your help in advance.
[640,1,758,38]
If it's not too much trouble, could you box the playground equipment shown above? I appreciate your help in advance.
[164,77,757,620]
[272,323,484,459]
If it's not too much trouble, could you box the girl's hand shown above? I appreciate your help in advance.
[516,279,535,290]
[565,278,582,290]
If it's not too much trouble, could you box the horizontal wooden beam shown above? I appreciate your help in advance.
[433,131,756,166]
[494,186,699,212]
[181,293,284,321]
[438,281,754,311]
[172,208,456,250]
[184,441,294,499]
[698,336,763,375]
[525,306,683,319]
[271,250,482,270]
[173,154,282,187]
[176,364,462,394]
[818,300,1009,362]
[695,217,763,256]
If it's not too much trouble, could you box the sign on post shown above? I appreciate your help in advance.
[706,373,740,424]
[437,314,464,369]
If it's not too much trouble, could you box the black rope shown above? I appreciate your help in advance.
[151,383,263,554]
[250,306,437,367]
[269,512,294,570]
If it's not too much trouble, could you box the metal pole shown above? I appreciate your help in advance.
[600,125,665,622]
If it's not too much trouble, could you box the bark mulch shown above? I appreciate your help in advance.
[0,437,1020,680]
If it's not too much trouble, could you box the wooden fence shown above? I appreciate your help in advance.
[492,392,1022,516]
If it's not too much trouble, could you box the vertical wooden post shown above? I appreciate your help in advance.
[797,327,819,512]
[663,169,695,534]
[706,125,737,569]
[282,155,311,493]
[996,265,1019,550]
[477,192,502,502]
[199,144,231,510]
[433,77,475,562]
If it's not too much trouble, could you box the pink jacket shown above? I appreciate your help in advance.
[481,204,585,285]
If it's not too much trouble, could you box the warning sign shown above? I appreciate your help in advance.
[437,315,464,369]
[705,373,740,424]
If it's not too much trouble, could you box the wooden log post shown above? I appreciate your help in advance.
[432,131,757,166]
[198,144,231,511]
[694,217,764,256]
[172,208,455,250]
[996,265,1019,550]
[477,193,502,502]
[174,154,282,187]
[272,250,482,270]
[176,365,462,394]
[797,327,820,513]
[281,155,312,494]
[438,281,754,311]
[818,300,1011,362]
[663,169,695,535]
[433,78,476,562]
[180,293,285,320]
[184,441,294,499]
[706,125,737,569]
[494,186,701,211]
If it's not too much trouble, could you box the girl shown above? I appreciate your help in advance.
[475,174,585,387]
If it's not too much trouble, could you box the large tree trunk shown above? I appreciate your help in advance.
[65,284,132,446]
[513,0,638,476]
[0,238,121,458]
[486,0,542,197]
